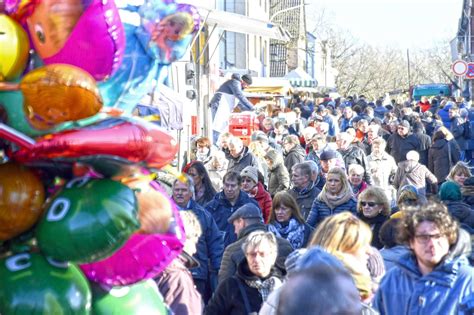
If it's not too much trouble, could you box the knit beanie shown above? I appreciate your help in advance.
[240,166,258,184]
[439,181,462,201]
[296,247,345,272]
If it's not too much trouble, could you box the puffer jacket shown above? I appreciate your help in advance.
[267,156,290,197]
[444,200,474,232]
[227,146,259,174]
[393,160,438,192]
[178,199,224,280]
[288,183,322,220]
[284,145,306,175]
[217,223,293,284]
[374,249,474,314]
[205,191,260,246]
[428,139,461,183]
[306,196,358,228]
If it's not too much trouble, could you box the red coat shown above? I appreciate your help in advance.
[249,182,272,223]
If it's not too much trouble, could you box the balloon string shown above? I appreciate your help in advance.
[0,123,35,149]
[0,82,20,91]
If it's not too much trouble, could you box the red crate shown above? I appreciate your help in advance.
[228,112,259,145]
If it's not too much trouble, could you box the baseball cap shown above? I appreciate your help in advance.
[227,203,263,223]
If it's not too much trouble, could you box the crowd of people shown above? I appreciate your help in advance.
[160,87,474,314]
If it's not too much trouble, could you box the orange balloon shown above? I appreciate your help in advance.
[124,177,172,235]
[0,163,45,240]
[20,64,103,130]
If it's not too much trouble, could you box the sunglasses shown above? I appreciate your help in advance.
[360,201,380,207]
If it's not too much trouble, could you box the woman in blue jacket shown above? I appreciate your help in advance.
[306,167,357,227]
[373,202,474,314]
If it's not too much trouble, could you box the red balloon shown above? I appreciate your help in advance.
[2,118,178,169]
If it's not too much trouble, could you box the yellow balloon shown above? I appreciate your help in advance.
[0,14,29,81]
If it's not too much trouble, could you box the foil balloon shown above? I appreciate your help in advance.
[13,0,125,81]
[0,64,103,131]
[0,14,29,81]
[91,280,167,315]
[2,117,179,170]
[0,162,45,241]
[98,1,200,113]
[80,180,185,286]
[36,177,140,263]
[0,252,91,314]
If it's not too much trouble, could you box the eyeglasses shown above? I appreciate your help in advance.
[414,233,444,244]
[360,201,381,207]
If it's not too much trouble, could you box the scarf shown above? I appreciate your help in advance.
[268,218,306,249]
[245,276,281,302]
[332,251,373,301]
[318,188,354,210]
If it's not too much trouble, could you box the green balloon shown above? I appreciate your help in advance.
[92,280,168,315]
[0,252,91,315]
[36,178,140,263]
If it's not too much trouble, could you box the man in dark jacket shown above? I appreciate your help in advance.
[209,73,253,143]
[205,171,260,247]
[387,120,422,164]
[288,162,322,219]
[172,176,224,302]
[336,132,373,185]
[218,203,293,283]
[449,106,467,161]
[227,136,259,174]
[282,135,306,176]
[412,122,431,166]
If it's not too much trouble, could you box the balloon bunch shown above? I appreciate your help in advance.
[0,0,200,313]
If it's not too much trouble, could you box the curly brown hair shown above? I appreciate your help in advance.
[397,202,458,246]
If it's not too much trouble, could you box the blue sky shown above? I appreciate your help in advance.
[308,0,464,49]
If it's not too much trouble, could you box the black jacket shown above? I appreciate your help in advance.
[207,260,282,315]
[288,183,321,220]
[428,139,460,183]
[357,212,390,249]
[444,200,474,232]
[387,133,421,163]
[227,146,259,174]
[218,223,293,284]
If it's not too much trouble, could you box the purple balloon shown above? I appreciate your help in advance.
[80,185,185,286]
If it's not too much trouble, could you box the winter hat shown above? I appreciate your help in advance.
[241,74,252,85]
[227,203,263,223]
[366,247,385,281]
[439,181,462,201]
[297,246,345,272]
[251,131,269,143]
[264,149,278,161]
[240,166,258,184]
[398,120,410,129]
[320,149,338,161]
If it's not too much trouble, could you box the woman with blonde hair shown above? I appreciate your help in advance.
[357,187,391,249]
[306,167,357,228]
[428,127,461,184]
[447,161,472,187]
[308,212,374,302]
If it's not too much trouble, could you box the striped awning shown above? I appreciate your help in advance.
[284,68,317,88]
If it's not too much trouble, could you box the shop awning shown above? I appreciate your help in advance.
[197,8,291,42]
[243,77,293,95]
[284,68,317,88]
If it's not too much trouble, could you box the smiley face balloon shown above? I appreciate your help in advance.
[36,177,140,263]
[0,14,29,81]
[0,252,91,314]
[0,162,45,241]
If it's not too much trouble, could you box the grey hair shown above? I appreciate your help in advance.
[173,174,195,198]
[241,231,277,254]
